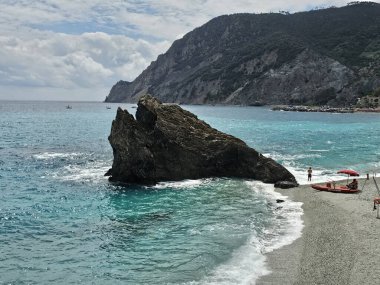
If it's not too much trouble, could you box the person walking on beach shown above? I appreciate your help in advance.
[307,167,312,181]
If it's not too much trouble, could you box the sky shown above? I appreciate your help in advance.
[0,0,369,101]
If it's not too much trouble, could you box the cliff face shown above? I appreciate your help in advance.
[107,95,297,186]
[105,2,380,106]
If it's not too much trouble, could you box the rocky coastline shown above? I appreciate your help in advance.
[271,105,380,113]
[271,105,355,113]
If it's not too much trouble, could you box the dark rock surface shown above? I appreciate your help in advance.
[274,181,299,189]
[108,95,297,185]
[105,2,380,107]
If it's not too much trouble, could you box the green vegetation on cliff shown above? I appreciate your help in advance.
[106,2,380,106]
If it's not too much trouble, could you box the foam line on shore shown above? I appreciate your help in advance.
[247,181,304,283]
[258,177,380,285]
[251,182,304,254]
[186,181,304,285]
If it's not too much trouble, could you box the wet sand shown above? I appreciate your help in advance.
[257,177,380,285]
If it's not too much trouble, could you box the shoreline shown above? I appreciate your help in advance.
[271,105,380,113]
[257,177,380,285]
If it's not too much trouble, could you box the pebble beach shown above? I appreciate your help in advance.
[258,177,380,285]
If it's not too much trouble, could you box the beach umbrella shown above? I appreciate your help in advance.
[337,169,359,176]
[337,169,359,184]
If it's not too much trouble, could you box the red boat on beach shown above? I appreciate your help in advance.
[311,183,359,193]
[311,169,360,193]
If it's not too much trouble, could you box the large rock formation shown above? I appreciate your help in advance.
[107,95,297,186]
[105,2,380,106]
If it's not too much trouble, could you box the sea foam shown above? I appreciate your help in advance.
[51,162,110,183]
[33,152,82,160]
[264,152,345,185]
[187,181,304,285]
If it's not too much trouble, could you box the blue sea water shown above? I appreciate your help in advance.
[1,101,380,284]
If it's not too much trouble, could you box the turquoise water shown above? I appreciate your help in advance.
[1,101,380,284]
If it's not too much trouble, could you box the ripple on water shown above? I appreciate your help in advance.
[2,102,380,284]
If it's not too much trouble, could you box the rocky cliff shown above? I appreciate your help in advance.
[107,95,297,186]
[105,2,380,106]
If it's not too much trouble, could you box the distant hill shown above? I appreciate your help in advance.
[105,2,380,106]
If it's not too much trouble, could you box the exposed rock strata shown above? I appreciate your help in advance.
[107,95,297,186]
[105,3,380,106]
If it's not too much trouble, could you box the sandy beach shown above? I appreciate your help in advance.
[258,177,380,285]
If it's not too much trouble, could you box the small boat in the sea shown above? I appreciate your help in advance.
[311,169,360,194]
[66,105,72,109]
[106,106,111,109]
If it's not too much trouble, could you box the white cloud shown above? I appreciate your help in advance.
[0,30,170,89]
[0,0,364,100]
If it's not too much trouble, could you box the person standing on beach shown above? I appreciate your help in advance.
[307,167,312,181]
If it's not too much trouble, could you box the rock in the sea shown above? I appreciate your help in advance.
[107,95,298,185]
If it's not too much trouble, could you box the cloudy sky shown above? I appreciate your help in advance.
[0,0,365,101]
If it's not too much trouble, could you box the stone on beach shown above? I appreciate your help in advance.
[107,95,297,186]
[275,181,299,189]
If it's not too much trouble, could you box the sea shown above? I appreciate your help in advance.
[1,101,380,284]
